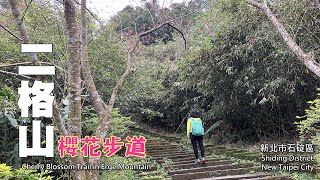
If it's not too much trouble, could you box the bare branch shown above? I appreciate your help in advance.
[138,12,192,38]
[21,0,33,21]
[0,69,35,80]
[73,0,102,25]
[0,62,32,68]
[52,101,68,136]
[120,9,148,32]
[116,14,123,40]
[137,22,187,50]
[0,61,65,72]
[167,23,187,50]
[247,0,320,77]
[0,22,22,41]
[108,14,191,110]
[246,0,265,9]
[39,53,66,72]
[106,52,134,112]
[80,0,110,142]
[8,0,38,64]
[146,5,155,27]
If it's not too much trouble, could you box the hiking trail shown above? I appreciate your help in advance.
[130,126,290,180]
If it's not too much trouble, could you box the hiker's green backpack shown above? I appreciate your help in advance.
[191,119,204,136]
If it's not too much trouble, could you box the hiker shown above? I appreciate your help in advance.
[187,111,205,163]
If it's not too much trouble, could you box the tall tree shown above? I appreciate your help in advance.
[63,0,85,179]
[6,0,187,178]
[246,0,320,77]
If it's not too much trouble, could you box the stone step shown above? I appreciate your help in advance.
[158,156,196,164]
[146,140,171,143]
[231,152,261,160]
[146,140,166,143]
[165,136,182,140]
[147,147,180,151]
[169,163,255,175]
[213,148,244,153]
[146,143,176,146]
[204,145,226,149]
[194,173,275,180]
[245,175,290,180]
[148,149,185,153]
[172,166,260,180]
[222,150,247,154]
[241,154,260,161]
[146,138,162,141]
[153,154,193,160]
[146,141,176,146]
[224,151,250,156]
[163,158,229,167]
[148,146,183,151]
[130,129,278,180]
[147,149,182,153]
[232,152,261,157]
[167,160,233,170]
[147,139,163,141]
[166,139,182,142]
[148,150,184,155]
[149,153,194,159]
[147,146,180,150]
[148,150,191,155]
[140,175,165,180]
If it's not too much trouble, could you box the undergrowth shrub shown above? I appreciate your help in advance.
[296,88,320,178]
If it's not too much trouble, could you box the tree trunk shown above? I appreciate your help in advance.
[8,0,38,64]
[80,0,105,178]
[9,0,79,178]
[246,0,320,77]
[80,0,109,140]
[64,0,82,138]
[63,0,85,179]
[8,0,68,136]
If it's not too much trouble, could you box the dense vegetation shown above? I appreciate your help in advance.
[117,0,320,143]
[0,0,319,179]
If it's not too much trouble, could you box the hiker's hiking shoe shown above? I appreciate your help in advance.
[200,157,206,164]
[195,159,201,164]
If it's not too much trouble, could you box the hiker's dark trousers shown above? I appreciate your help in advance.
[190,133,205,159]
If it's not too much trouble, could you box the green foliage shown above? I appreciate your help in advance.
[296,88,320,178]
[88,26,126,100]
[0,164,12,178]
[114,0,320,142]
[291,172,316,180]
[110,4,173,45]
[109,108,135,136]
[82,107,135,137]
[0,86,20,167]
[296,88,320,140]
[0,86,18,128]
[0,85,16,111]
[0,164,53,180]
[204,120,222,135]
[162,0,318,140]
[99,156,136,180]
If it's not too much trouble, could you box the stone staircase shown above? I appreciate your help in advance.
[129,127,290,179]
